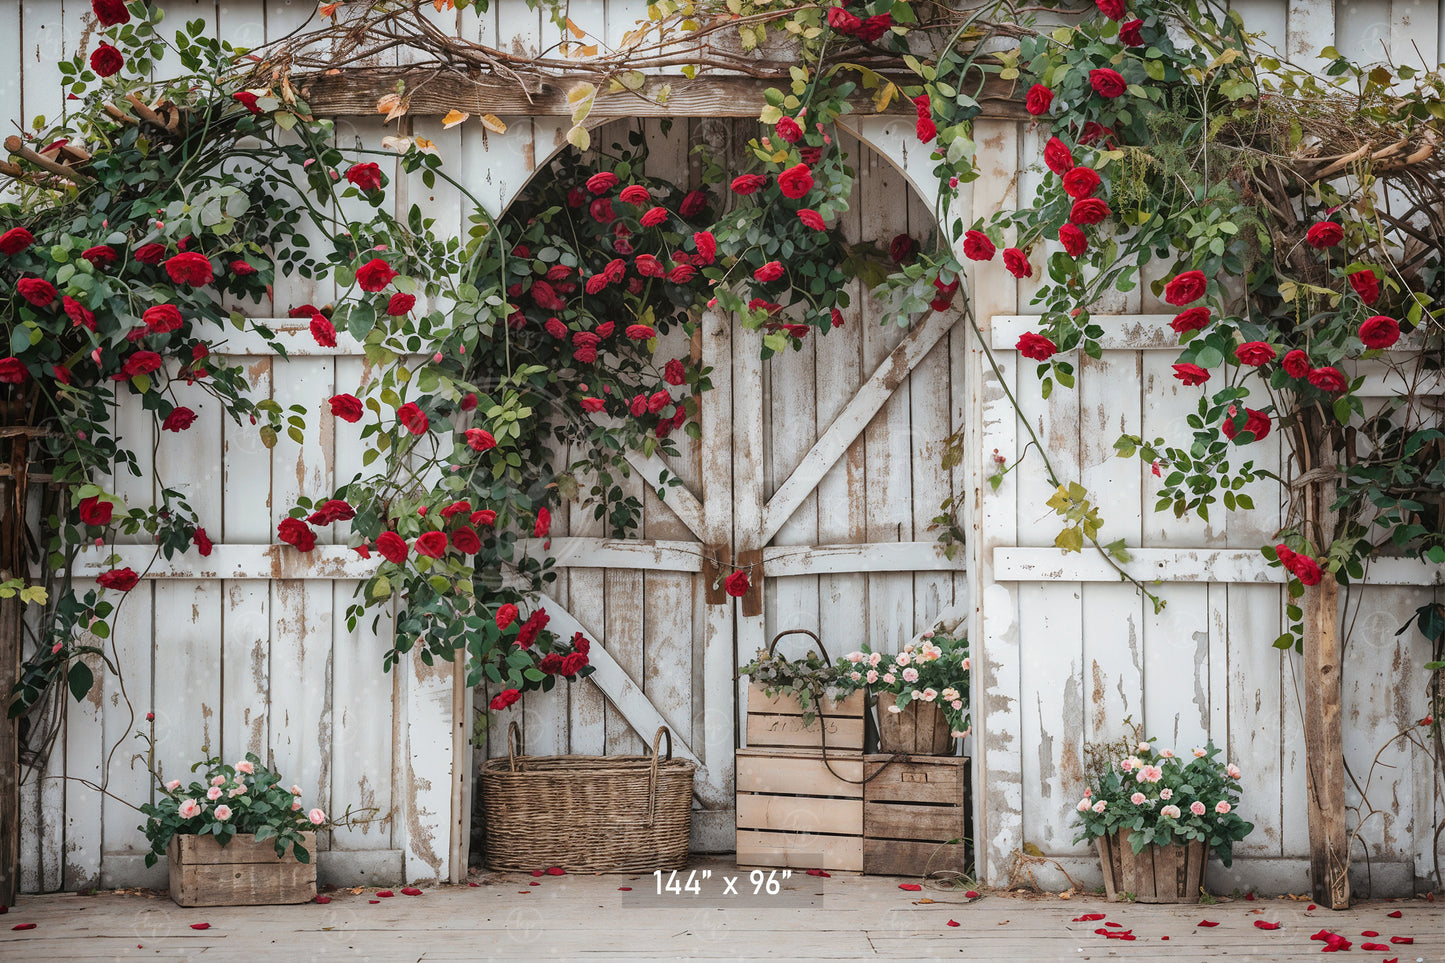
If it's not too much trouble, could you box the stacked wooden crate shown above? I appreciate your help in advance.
[735,684,867,871]
[862,754,970,876]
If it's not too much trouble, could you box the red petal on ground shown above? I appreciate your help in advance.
[1387,910,1403,918]
[545,867,565,875]
[530,870,544,877]
[1307,904,1317,910]
[468,882,479,887]
[805,869,831,877]
[1390,937,1413,944]
[189,923,210,930]
[401,887,422,896]
[1104,921,1123,928]
[11,923,35,930]
[1094,928,1110,936]
[618,887,632,891]
[369,899,381,903]
[1161,936,1169,941]
[1361,930,1379,936]
[314,896,332,904]
[1311,930,1335,942]
[1072,913,1107,922]
[529,882,539,886]
[375,890,394,898]
[1198,920,1220,927]
[898,884,922,891]
[1362,943,1389,951]
[947,920,960,927]
[1253,920,1280,929]
[965,890,980,898]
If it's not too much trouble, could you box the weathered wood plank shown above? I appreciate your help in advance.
[735,748,863,797]
[993,547,1445,585]
[736,794,862,836]
[734,829,863,872]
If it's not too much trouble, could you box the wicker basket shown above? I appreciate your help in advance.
[481,723,695,873]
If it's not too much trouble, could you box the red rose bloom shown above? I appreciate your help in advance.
[451,527,481,555]
[731,174,768,195]
[1281,349,1310,378]
[724,570,750,597]
[515,609,549,649]
[1305,221,1343,249]
[81,245,118,268]
[471,509,497,527]
[1095,0,1126,19]
[1119,19,1144,45]
[489,689,521,711]
[629,394,648,417]
[1089,68,1128,98]
[538,653,564,675]
[232,90,261,114]
[1062,167,1101,199]
[667,264,696,283]
[632,254,664,279]
[826,7,861,35]
[1016,332,1058,360]
[1164,270,1207,306]
[162,407,197,432]
[1172,363,1211,385]
[1025,84,1054,116]
[664,358,686,386]
[1043,137,1075,176]
[962,230,995,261]
[164,252,213,286]
[345,162,383,192]
[544,318,568,339]
[572,632,591,655]
[640,206,668,227]
[1059,223,1088,258]
[1222,407,1271,443]
[329,393,363,423]
[414,531,448,558]
[916,116,937,144]
[116,350,163,379]
[97,567,139,592]
[777,164,814,199]
[78,495,113,526]
[230,260,257,277]
[307,499,356,526]
[376,531,408,564]
[931,275,960,311]
[309,314,338,348]
[439,500,472,520]
[92,0,131,26]
[0,358,26,384]
[1288,554,1323,586]
[496,603,519,630]
[53,364,71,384]
[1359,315,1400,349]
[1170,307,1211,334]
[90,43,124,77]
[142,304,183,333]
[585,171,619,195]
[277,517,317,552]
[619,185,651,207]
[753,261,784,283]
[1307,366,1347,393]
[855,12,892,41]
[193,527,213,557]
[17,277,57,307]
[582,198,613,224]
[680,190,708,217]
[560,652,589,676]
[397,402,428,435]
[355,258,398,292]
[775,115,803,143]
[579,397,605,413]
[890,234,918,265]
[1002,247,1032,279]
[648,390,671,414]
[797,209,826,231]
[692,231,718,265]
[1347,268,1379,304]
[63,296,96,330]
[134,243,166,264]
[534,508,551,538]
[0,228,34,255]
[1070,198,1111,225]
[1234,341,1276,366]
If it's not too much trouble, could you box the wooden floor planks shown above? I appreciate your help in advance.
[0,856,1437,961]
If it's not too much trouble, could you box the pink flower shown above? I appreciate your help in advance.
[165,779,182,791]
[1190,801,1207,816]
[211,775,226,787]
[178,799,201,819]
[1226,764,1241,779]
[1215,800,1231,814]
[1159,749,1175,759]
[1092,800,1107,813]
[901,667,919,683]
[214,805,233,821]
[1160,804,1181,819]
[1159,788,1173,800]
[882,672,895,685]
[290,785,303,796]
[1130,792,1147,805]
[207,786,223,801]
[1077,798,1092,812]
[309,808,326,826]
[234,760,255,775]
[1137,765,1163,783]
[1192,747,1207,758]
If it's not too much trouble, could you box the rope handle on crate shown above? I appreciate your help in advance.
[506,720,524,773]
[646,726,673,827]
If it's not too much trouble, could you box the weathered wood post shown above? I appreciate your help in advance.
[0,403,32,907]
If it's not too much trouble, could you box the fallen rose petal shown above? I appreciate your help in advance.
[1383,958,1398,963]
[1361,930,1379,937]
[1387,910,1402,917]
[468,882,479,887]
[1245,893,1256,901]
[314,896,332,904]
[618,887,632,891]
[189,923,210,930]
[1253,920,1280,930]
[1390,936,1413,944]
[947,920,960,927]
[1362,943,1389,951]
[1094,928,1110,936]
[965,890,979,899]
[1311,929,1335,941]
[805,869,831,877]
[1161,936,1169,940]
[401,887,422,896]
[529,882,539,886]
[1308,904,1318,911]
[1198,920,1220,927]
[375,890,394,898]
[545,867,565,875]
[12,923,35,930]
[898,883,922,891]
[1073,913,1107,922]
[530,870,544,877]
[1104,921,1123,928]
[369,899,380,903]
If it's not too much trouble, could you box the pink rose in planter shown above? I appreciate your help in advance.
[166,779,182,791]
[214,805,233,821]
[309,808,327,826]
[1215,800,1232,814]
[207,786,223,801]
[235,760,255,775]
[1190,801,1207,816]
[1130,792,1147,805]
[178,799,201,819]
[901,667,919,683]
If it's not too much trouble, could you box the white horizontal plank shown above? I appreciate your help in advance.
[763,541,961,575]
[524,537,704,571]
[214,320,369,356]
[72,544,378,580]
[995,546,1445,586]
[992,314,1180,351]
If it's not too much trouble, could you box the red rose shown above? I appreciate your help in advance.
[589,198,616,224]
[381,292,415,317]
[164,252,213,286]
[1095,0,1126,18]
[1170,307,1210,334]
[855,12,892,41]
[355,258,398,292]
[193,527,213,557]
[797,209,826,231]
[79,495,113,526]
[1062,167,1101,199]
[307,499,355,526]
[1119,19,1144,45]
[488,689,521,711]
[1164,270,1207,306]
[92,0,131,26]
[571,632,591,656]
[632,254,663,279]
[162,407,197,432]
[1016,332,1058,360]
[1359,315,1400,349]
[629,394,648,417]
[560,652,588,676]
[496,603,519,630]
[566,187,585,208]
[573,346,598,364]
[1172,363,1210,386]
[397,402,428,435]
[134,243,166,264]
[663,358,686,386]
[648,390,671,414]
[962,230,995,261]
[777,164,814,199]
[1222,406,1270,443]
[439,500,472,520]
[680,190,708,217]
[775,116,803,143]
[668,264,696,283]
[81,245,118,268]
[931,275,960,311]
[1305,221,1343,249]
[515,609,549,649]
[1044,137,1075,176]
[1070,198,1111,225]
[538,653,564,675]
[580,397,605,413]
[471,509,497,527]
[142,304,183,333]
[90,43,124,77]
[97,567,139,592]
[232,90,261,114]
[1002,247,1032,279]
[53,363,72,384]
[308,314,338,348]
[731,174,768,195]
[1307,366,1347,393]
[544,318,568,339]
[376,531,408,564]
[640,206,668,227]
[1347,269,1379,304]
[230,260,257,277]
[345,162,383,192]
[62,296,96,330]
[277,517,316,552]
[890,234,917,265]
[17,277,56,307]
[1234,341,1276,366]
[329,393,363,423]
[0,228,34,255]
[1059,223,1088,258]
[116,350,163,379]
[626,324,656,340]
[616,184,649,207]
[753,261,784,283]
[585,171,619,195]
[534,507,551,538]
[451,527,481,555]
[916,116,937,144]
[1025,84,1053,116]
[724,570,750,597]
[1089,68,1128,98]
[826,7,861,35]
[1281,349,1310,378]
[1287,553,1323,586]
[414,530,448,558]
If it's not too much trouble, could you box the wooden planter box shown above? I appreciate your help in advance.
[745,683,865,751]
[167,832,317,907]
[862,754,969,876]
[875,693,953,754]
[735,747,863,872]
[1095,829,1206,903]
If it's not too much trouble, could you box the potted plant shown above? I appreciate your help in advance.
[836,632,971,754]
[1073,736,1254,903]
[140,752,343,907]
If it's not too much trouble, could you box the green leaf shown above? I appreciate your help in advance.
[68,660,94,702]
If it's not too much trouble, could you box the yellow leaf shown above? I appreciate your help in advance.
[376,93,407,123]
[414,136,440,157]
[1208,47,1243,70]
[578,44,598,57]
[873,81,897,113]
[565,16,586,38]
[566,124,591,151]
[480,113,507,133]
[566,83,597,104]
[442,109,470,128]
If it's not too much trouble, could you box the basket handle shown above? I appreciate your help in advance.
[506,721,524,773]
[768,628,829,661]
[646,726,672,827]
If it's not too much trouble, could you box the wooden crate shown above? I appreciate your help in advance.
[735,747,863,872]
[862,754,970,876]
[167,832,317,907]
[1096,829,1205,903]
[744,683,865,751]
